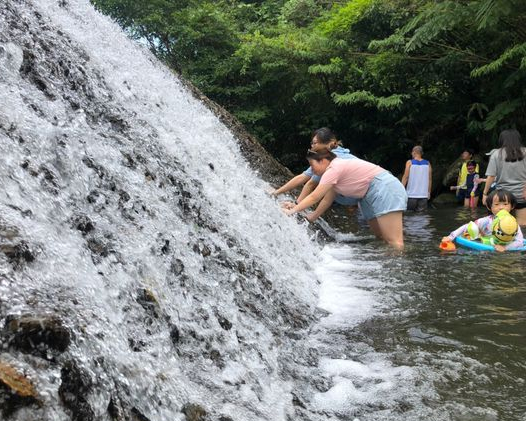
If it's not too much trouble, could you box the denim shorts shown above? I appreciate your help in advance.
[359,171,407,220]
[334,194,359,206]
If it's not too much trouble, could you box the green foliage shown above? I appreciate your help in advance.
[332,90,409,110]
[471,43,526,77]
[317,0,375,36]
[91,0,526,173]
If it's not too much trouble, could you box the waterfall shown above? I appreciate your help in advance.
[0,1,324,420]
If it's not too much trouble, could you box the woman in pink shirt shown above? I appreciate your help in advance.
[285,150,407,248]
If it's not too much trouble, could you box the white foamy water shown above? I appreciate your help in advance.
[1,2,506,421]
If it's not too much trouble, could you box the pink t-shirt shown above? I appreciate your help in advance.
[320,158,384,198]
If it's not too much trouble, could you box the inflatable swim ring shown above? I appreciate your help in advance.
[455,236,526,251]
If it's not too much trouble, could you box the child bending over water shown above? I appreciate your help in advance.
[441,190,524,252]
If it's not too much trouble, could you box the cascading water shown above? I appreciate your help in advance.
[2,1,517,421]
[0,1,324,420]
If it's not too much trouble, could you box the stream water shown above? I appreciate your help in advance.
[310,205,526,420]
[1,1,524,420]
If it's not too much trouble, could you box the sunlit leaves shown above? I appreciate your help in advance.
[332,90,409,110]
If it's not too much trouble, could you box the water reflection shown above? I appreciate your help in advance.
[403,212,434,243]
[321,205,526,420]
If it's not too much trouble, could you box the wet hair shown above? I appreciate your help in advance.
[312,127,338,145]
[485,189,517,210]
[466,160,477,168]
[306,149,337,162]
[498,129,524,162]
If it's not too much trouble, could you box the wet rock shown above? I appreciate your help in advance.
[118,189,131,203]
[152,237,170,256]
[206,349,224,369]
[0,240,36,266]
[86,234,115,262]
[291,392,306,408]
[71,213,95,235]
[182,403,208,421]
[4,314,71,357]
[82,156,107,179]
[59,360,95,421]
[180,78,293,186]
[169,258,184,276]
[136,288,161,319]
[192,240,211,257]
[39,164,60,194]
[216,315,232,331]
[0,222,19,239]
[169,324,180,346]
[0,360,39,417]
[86,189,100,203]
[128,337,147,352]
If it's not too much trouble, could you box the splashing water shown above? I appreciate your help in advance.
[1,1,322,419]
[2,2,517,421]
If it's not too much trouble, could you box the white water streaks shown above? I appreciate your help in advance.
[0,1,498,421]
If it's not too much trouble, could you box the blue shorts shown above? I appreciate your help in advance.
[334,194,358,206]
[359,171,407,220]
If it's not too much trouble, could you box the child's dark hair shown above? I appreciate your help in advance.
[485,189,517,210]
[312,127,337,145]
[306,149,337,162]
[466,160,477,168]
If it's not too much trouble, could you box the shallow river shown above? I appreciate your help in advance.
[309,205,525,421]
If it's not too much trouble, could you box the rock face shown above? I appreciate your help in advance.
[0,360,39,417]
[0,1,321,421]
[180,78,293,187]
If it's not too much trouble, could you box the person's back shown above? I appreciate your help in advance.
[402,146,431,211]
[486,147,526,200]
[406,158,430,197]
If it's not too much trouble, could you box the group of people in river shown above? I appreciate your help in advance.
[271,127,526,251]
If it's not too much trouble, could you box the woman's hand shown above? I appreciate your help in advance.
[441,236,452,243]
[280,201,296,210]
[283,207,296,216]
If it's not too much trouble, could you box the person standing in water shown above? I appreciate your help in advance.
[284,150,407,249]
[271,127,358,221]
[454,149,479,203]
[401,145,432,211]
[449,160,485,207]
[483,129,526,226]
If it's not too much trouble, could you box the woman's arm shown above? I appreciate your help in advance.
[284,183,333,215]
[271,174,311,196]
[297,178,319,202]
[305,189,337,222]
[482,175,495,200]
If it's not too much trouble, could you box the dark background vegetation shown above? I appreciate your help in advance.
[91,0,526,187]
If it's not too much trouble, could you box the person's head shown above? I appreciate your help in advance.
[485,189,517,215]
[411,145,423,158]
[498,129,525,162]
[461,149,474,161]
[306,149,337,176]
[466,160,477,174]
[310,127,339,152]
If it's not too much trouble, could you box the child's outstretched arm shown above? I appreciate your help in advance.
[442,215,493,243]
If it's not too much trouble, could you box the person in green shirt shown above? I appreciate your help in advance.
[455,149,479,203]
